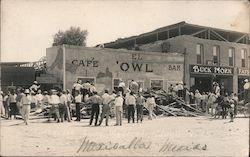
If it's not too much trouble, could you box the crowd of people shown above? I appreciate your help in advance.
[0,78,249,125]
[168,79,250,122]
[0,79,157,126]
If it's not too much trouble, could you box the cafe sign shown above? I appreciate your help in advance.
[190,65,233,75]
[238,68,250,76]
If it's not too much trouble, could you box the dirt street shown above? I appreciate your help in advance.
[0,116,249,156]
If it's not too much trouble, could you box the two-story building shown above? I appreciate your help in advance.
[103,21,250,94]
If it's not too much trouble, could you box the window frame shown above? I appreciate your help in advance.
[76,76,96,84]
[150,79,164,90]
[196,44,204,64]
[213,45,220,65]
[228,47,235,67]
[112,78,122,91]
[241,49,247,67]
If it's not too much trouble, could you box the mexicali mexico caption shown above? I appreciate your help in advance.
[76,136,207,153]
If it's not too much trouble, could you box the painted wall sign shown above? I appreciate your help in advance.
[190,65,233,75]
[238,68,250,76]
[169,65,181,71]
[116,61,153,72]
[71,58,99,67]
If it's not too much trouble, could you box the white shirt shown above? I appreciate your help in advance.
[125,94,136,105]
[89,85,96,93]
[102,93,113,105]
[49,95,60,104]
[146,97,156,107]
[60,94,67,105]
[114,96,124,107]
[244,82,249,90]
[36,94,44,103]
[73,83,82,91]
[118,82,125,88]
[75,94,82,103]
[82,82,91,90]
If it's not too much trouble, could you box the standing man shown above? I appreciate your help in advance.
[36,89,44,108]
[8,90,17,120]
[0,91,5,118]
[145,94,156,120]
[136,92,145,123]
[74,91,82,121]
[87,91,102,126]
[20,89,32,125]
[82,81,91,97]
[3,92,9,119]
[114,92,123,126]
[125,91,136,123]
[59,90,70,122]
[129,80,139,94]
[99,89,114,126]
[48,89,60,122]
[72,80,83,97]
[16,88,24,116]
[66,89,73,120]
[243,79,250,104]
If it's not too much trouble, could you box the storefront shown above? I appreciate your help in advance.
[46,45,184,92]
[189,65,234,93]
[237,68,250,99]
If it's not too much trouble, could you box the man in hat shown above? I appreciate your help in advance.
[29,81,40,94]
[87,91,102,126]
[72,79,83,97]
[243,79,250,104]
[129,80,139,94]
[74,91,82,121]
[125,91,136,123]
[0,91,5,118]
[99,89,114,126]
[48,89,60,122]
[114,92,123,126]
[136,92,145,123]
[59,90,70,122]
[145,94,156,120]
[20,89,32,125]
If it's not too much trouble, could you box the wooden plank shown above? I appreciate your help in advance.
[157,105,177,117]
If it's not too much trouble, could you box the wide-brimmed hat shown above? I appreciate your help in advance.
[24,89,30,94]
[244,79,248,82]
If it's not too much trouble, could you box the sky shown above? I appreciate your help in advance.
[1,0,249,62]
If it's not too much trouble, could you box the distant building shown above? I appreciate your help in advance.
[46,46,184,92]
[102,21,250,94]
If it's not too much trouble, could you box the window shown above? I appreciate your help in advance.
[112,78,121,91]
[196,44,204,64]
[228,48,235,66]
[150,79,163,90]
[213,46,220,65]
[77,77,95,84]
[241,49,247,67]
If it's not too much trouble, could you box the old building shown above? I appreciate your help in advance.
[103,21,250,94]
[46,46,184,92]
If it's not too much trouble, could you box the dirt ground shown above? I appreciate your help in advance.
[0,115,249,156]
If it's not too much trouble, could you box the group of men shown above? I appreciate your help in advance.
[71,79,157,126]
[0,79,157,126]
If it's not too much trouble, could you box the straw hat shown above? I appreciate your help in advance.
[24,89,30,94]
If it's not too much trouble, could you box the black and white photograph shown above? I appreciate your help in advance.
[0,0,249,156]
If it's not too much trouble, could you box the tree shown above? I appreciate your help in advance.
[52,27,88,46]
